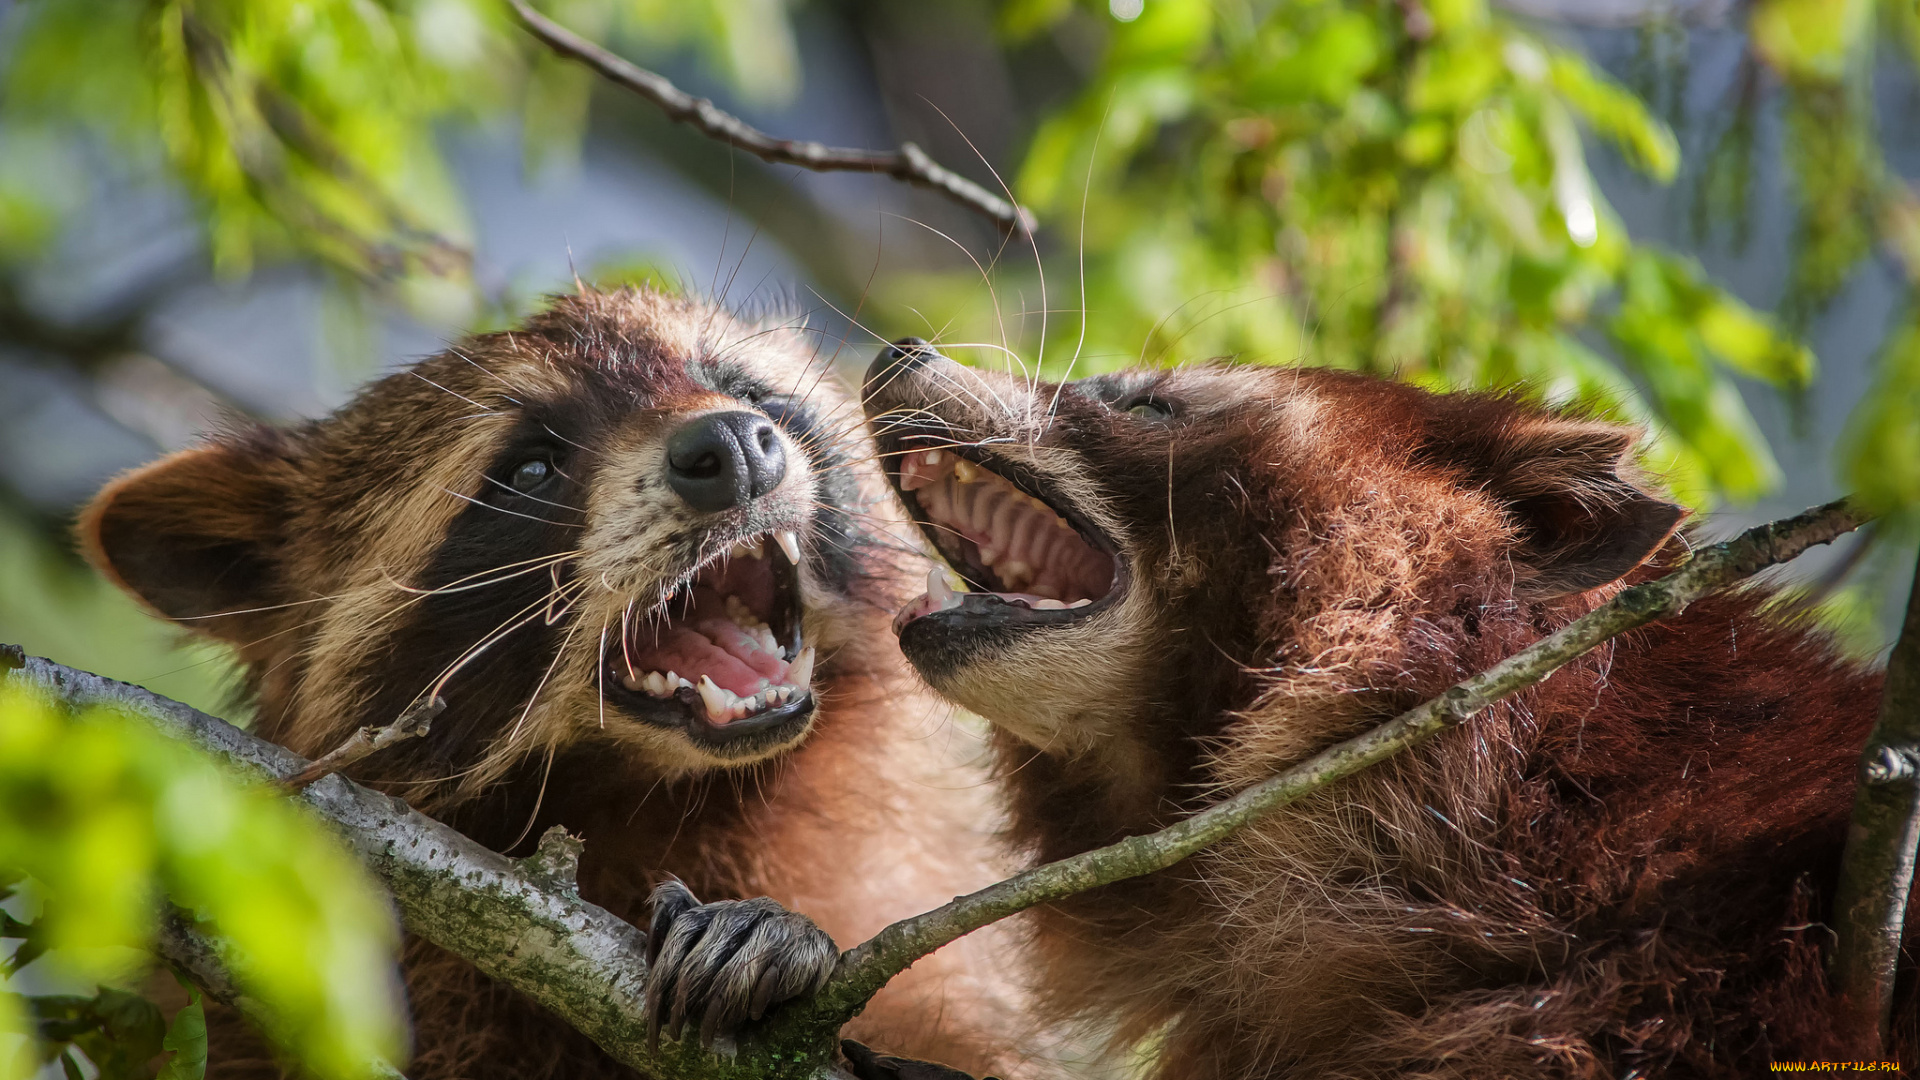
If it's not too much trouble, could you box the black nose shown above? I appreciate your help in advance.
[863,337,943,401]
[665,411,787,513]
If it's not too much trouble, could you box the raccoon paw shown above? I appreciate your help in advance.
[643,879,838,1051]
[840,1040,999,1080]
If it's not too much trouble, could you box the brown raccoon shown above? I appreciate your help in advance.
[861,341,1908,1078]
[79,291,1038,1080]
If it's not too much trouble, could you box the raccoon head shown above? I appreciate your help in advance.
[82,287,901,801]
[861,341,1685,765]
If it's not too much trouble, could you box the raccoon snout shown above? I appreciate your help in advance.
[666,411,787,513]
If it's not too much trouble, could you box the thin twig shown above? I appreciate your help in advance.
[505,0,1036,237]
[1830,543,1920,1052]
[284,696,445,790]
[774,499,1870,1033]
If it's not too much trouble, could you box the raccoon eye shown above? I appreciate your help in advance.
[1121,396,1173,421]
[509,459,553,493]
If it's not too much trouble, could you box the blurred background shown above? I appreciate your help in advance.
[2,0,1918,724]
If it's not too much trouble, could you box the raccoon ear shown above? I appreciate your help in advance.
[79,430,300,641]
[1449,416,1686,598]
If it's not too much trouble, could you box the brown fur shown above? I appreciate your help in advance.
[82,289,1047,1080]
[863,355,1908,1078]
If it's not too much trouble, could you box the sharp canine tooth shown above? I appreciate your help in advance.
[787,647,816,692]
[697,676,734,722]
[927,567,964,613]
[774,530,802,565]
[952,459,980,483]
[1069,598,1093,608]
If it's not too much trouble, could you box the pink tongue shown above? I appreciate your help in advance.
[627,586,791,697]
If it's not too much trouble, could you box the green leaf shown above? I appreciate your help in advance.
[1696,298,1815,386]
[1243,12,1382,105]
[1547,51,1679,182]
[1407,35,1504,114]
[156,987,207,1080]
[89,987,166,1064]
[0,687,404,1080]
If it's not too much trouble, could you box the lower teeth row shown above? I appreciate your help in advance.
[618,646,817,724]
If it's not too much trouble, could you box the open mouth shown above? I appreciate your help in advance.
[606,529,817,747]
[886,444,1122,633]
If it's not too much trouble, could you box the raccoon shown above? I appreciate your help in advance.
[861,340,1903,1078]
[79,291,1036,1080]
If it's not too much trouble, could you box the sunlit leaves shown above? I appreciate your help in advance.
[1609,250,1805,501]
[1546,51,1678,182]
[1751,0,1872,82]
[6,0,490,287]
[1243,11,1381,106]
[978,0,1803,508]
[1780,82,1881,327]
[1844,320,1920,519]
[0,0,801,312]
[0,687,403,1080]
[620,0,800,105]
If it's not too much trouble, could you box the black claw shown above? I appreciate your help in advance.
[640,881,839,1050]
[645,880,712,1051]
[647,878,698,969]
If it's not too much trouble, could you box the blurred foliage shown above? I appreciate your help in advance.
[0,0,799,317]
[0,685,403,1080]
[2,982,204,1080]
[877,0,1819,508]
[0,514,236,721]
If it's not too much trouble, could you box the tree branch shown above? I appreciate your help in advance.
[777,499,1871,1032]
[1830,543,1920,1052]
[0,649,846,1080]
[504,0,1036,237]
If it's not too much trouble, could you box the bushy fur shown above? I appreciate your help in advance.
[82,289,1044,1080]
[864,354,1907,1078]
